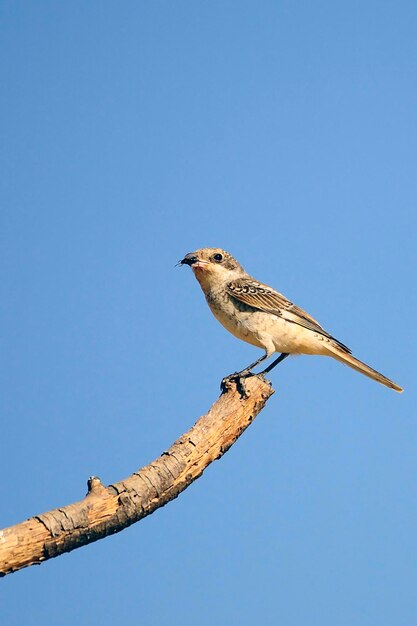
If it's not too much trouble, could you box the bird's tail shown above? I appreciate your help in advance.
[325,346,403,393]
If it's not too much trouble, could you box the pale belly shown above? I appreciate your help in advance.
[208,298,326,356]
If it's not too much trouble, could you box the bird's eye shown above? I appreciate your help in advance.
[213,253,223,262]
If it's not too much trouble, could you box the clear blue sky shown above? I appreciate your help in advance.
[1,2,416,624]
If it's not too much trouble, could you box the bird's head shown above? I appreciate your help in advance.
[179,248,244,288]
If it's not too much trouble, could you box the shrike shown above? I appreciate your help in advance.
[179,247,403,392]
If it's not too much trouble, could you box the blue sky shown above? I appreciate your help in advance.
[1,2,416,624]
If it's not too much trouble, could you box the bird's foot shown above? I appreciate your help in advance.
[220,371,254,399]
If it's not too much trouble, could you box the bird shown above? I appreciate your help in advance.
[179,247,403,393]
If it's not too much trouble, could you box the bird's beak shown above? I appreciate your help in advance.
[178,252,199,266]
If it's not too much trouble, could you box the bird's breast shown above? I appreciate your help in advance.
[205,290,266,348]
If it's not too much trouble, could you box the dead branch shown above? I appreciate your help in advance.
[0,375,274,577]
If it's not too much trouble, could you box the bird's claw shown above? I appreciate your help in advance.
[220,371,254,399]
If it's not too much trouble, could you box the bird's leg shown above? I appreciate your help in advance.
[236,352,270,377]
[260,352,289,374]
[226,352,269,380]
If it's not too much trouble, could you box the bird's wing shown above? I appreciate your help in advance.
[226,278,351,352]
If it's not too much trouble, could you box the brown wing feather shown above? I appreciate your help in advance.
[226,278,351,353]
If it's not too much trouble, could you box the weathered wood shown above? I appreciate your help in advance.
[0,376,274,577]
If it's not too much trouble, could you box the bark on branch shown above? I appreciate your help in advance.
[0,376,274,577]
